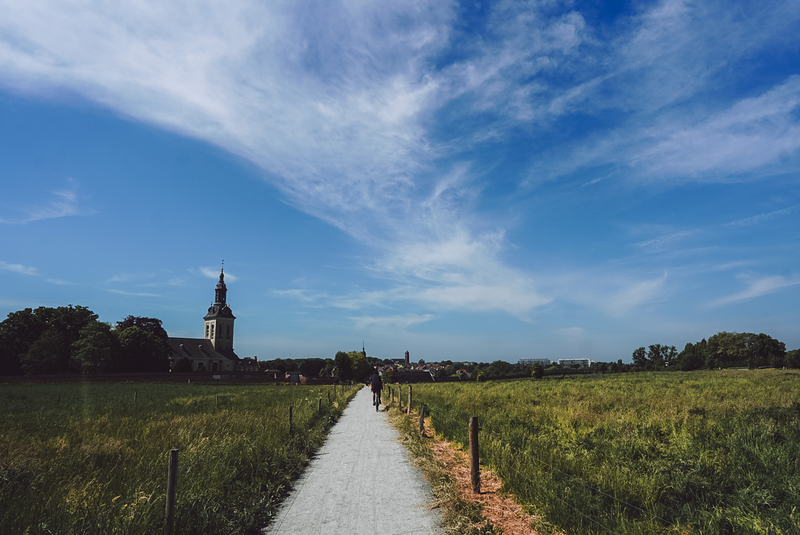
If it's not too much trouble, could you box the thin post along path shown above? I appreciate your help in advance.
[262,387,442,534]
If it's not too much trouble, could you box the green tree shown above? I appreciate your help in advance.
[647,344,664,369]
[299,358,327,377]
[0,342,19,376]
[382,368,396,384]
[747,333,785,368]
[334,351,353,380]
[632,347,647,368]
[663,345,677,367]
[116,316,169,340]
[677,342,705,371]
[117,326,170,372]
[531,364,545,379]
[20,328,72,374]
[786,349,800,368]
[1,305,98,374]
[71,322,121,373]
[348,351,372,382]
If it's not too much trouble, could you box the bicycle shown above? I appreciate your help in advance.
[372,390,381,411]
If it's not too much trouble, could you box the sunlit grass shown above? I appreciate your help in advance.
[0,381,358,535]
[410,370,800,535]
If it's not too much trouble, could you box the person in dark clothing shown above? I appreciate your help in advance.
[369,370,383,411]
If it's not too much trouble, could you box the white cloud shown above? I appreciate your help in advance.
[0,261,38,275]
[1,0,798,322]
[350,314,435,330]
[632,76,800,179]
[556,271,669,318]
[0,179,88,224]
[199,267,236,282]
[724,205,798,227]
[106,289,162,298]
[635,230,697,249]
[711,274,800,306]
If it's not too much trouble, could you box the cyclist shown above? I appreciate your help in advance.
[369,369,383,411]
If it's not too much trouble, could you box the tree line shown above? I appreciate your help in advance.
[632,331,799,371]
[258,350,382,382]
[0,306,170,375]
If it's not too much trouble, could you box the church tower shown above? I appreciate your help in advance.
[204,268,236,357]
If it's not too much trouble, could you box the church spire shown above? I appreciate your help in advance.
[214,266,227,306]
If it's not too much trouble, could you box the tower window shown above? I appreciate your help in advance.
[210,324,215,338]
[205,323,209,337]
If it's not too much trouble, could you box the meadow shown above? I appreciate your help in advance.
[409,370,800,535]
[0,381,358,535]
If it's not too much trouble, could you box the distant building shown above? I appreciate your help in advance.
[519,358,551,366]
[167,268,241,372]
[556,358,593,367]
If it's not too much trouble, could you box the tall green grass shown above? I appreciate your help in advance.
[411,370,800,535]
[0,381,358,534]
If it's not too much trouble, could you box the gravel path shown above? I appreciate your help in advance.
[262,387,442,534]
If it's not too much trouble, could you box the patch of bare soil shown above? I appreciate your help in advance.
[424,421,541,535]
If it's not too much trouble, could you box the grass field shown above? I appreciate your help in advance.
[408,370,800,535]
[0,381,358,535]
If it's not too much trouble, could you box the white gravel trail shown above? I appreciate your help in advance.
[262,387,442,534]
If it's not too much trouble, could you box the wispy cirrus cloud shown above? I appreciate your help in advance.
[350,314,435,331]
[724,205,799,227]
[710,274,800,306]
[632,76,800,180]
[106,289,162,298]
[0,179,89,224]
[2,0,798,323]
[0,261,38,275]
[552,271,670,318]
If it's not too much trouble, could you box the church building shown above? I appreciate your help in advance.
[167,268,241,372]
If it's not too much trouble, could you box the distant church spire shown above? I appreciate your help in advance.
[205,261,236,355]
[214,267,227,306]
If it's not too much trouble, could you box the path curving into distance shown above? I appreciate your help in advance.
[262,387,442,534]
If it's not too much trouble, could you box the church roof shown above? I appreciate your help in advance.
[204,304,235,320]
[166,338,239,362]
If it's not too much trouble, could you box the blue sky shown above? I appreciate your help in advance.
[1,0,799,363]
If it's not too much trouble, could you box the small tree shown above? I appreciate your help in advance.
[632,347,647,368]
[382,368,396,384]
[334,351,352,381]
[531,364,545,379]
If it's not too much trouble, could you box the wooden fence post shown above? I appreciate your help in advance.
[398,386,402,411]
[56,395,60,407]
[289,406,293,435]
[215,395,218,407]
[164,449,179,535]
[418,403,425,434]
[327,391,331,404]
[134,391,138,404]
[470,417,480,493]
[407,385,412,415]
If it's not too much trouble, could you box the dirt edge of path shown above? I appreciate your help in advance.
[386,404,548,535]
